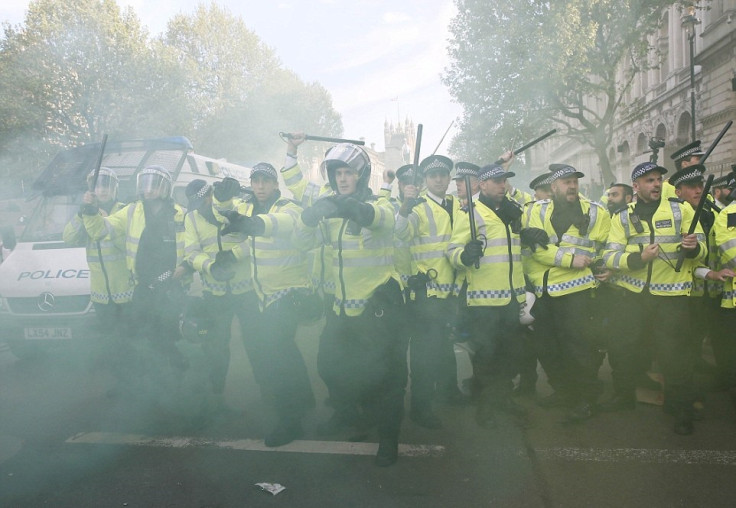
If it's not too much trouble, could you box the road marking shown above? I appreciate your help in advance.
[532,447,736,466]
[66,432,445,458]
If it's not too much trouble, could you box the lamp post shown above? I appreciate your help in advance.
[681,3,701,142]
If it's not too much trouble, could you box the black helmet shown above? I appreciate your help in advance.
[320,143,371,192]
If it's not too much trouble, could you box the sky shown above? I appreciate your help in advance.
[0,0,464,155]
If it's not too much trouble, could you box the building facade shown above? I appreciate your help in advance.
[529,1,736,190]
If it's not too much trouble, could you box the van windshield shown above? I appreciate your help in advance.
[20,194,82,242]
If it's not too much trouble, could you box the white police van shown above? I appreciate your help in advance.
[0,137,250,359]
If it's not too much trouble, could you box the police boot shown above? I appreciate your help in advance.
[265,419,303,447]
[375,437,399,467]
[499,397,532,427]
[598,392,635,413]
[673,409,694,436]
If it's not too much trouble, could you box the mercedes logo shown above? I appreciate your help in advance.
[37,292,56,312]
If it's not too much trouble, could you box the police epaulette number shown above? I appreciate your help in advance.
[728,212,736,229]
[668,197,685,204]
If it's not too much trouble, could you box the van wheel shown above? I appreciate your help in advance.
[7,341,45,361]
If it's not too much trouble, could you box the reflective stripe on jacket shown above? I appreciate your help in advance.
[446,199,526,307]
[603,199,706,296]
[63,202,134,304]
[526,198,610,297]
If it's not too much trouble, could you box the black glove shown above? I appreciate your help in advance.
[209,250,236,281]
[301,197,339,227]
[460,239,484,267]
[332,194,375,226]
[519,228,550,252]
[399,196,424,217]
[220,213,264,236]
[215,249,236,265]
[80,204,99,216]
[213,177,241,202]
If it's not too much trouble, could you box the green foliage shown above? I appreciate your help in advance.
[0,0,342,184]
[444,0,677,182]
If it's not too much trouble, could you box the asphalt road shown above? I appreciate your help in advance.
[2,320,736,507]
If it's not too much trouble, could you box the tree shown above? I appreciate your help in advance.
[162,3,342,164]
[0,0,167,180]
[444,0,678,183]
[0,0,342,183]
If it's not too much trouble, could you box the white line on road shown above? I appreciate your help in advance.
[532,447,736,466]
[66,432,445,458]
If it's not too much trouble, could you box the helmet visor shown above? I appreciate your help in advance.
[93,173,118,200]
[137,171,171,198]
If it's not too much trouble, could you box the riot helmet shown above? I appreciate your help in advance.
[136,165,172,200]
[87,167,118,202]
[320,143,371,193]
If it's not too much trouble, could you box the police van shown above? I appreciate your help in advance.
[0,136,250,359]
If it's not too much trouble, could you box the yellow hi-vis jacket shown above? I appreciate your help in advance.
[295,195,399,317]
[233,197,311,310]
[395,194,459,299]
[526,198,610,297]
[446,198,526,307]
[63,202,134,304]
[183,209,252,296]
[691,208,721,298]
[714,201,736,308]
[509,187,534,206]
[280,162,335,295]
[602,198,706,296]
[82,201,186,286]
[386,196,415,286]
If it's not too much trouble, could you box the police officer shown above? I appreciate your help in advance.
[183,179,263,404]
[601,161,707,434]
[515,171,554,397]
[385,164,420,288]
[454,162,480,207]
[297,144,406,466]
[82,166,191,413]
[663,141,706,200]
[64,168,133,340]
[279,133,336,317]
[670,141,705,171]
[712,168,735,210]
[447,164,528,429]
[395,155,461,429]
[222,162,316,447]
[606,183,634,215]
[713,177,736,413]
[524,164,611,422]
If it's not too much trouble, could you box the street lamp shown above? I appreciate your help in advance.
[681,3,701,142]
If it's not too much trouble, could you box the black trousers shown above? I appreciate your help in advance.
[201,291,261,394]
[710,306,736,389]
[467,301,521,405]
[409,296,457,410]
[318,280,408,439]
[532,290,600,404]
[607,291,695,411]
[250,294,315,423]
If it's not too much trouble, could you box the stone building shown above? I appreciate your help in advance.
[529,1,736,191]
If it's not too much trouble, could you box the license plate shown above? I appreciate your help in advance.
[24,327,73,340]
